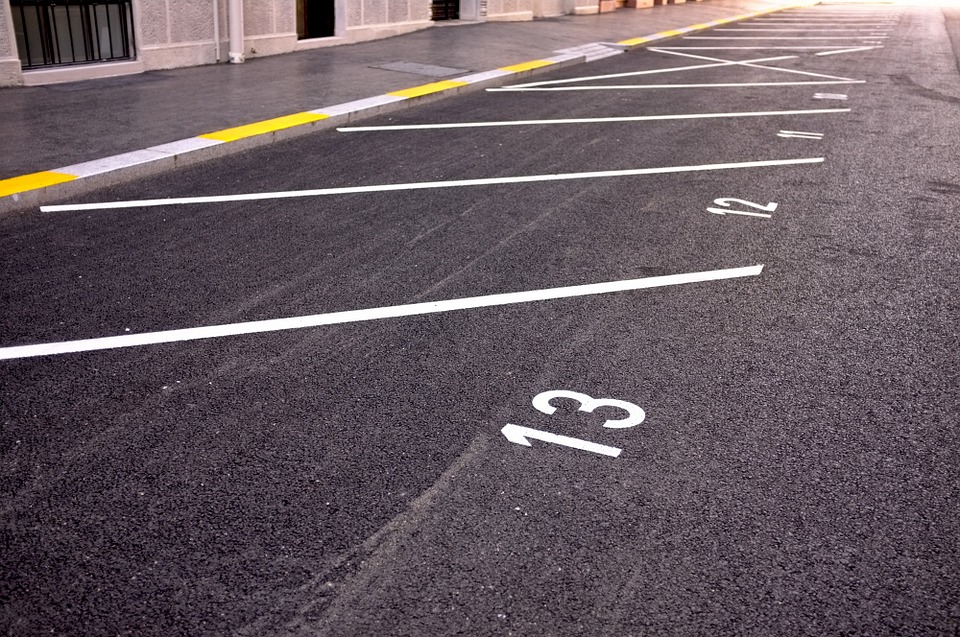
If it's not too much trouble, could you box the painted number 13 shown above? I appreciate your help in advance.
[501,390,645,458]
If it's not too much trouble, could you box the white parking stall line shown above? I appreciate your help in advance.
[752,16,897,19]
[489,81,864,92]
[0,265,765,360]
[338,108,849,133]
[715,28,890,32]
[815,46,882,56]
[651,48,861,82]
[778,130,825,139]
[655,47,881,50]
[497,54,801,90]
[40,157,825,212]
[682,36,889,40]
[749,20,897,25]
[497,49,862,94]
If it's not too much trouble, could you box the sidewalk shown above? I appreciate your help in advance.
[0,0,809,210]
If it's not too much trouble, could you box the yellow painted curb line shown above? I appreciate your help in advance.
[0,171,76,198]
[499,60,556,73]
[388,80,471,99]
[619,36,653,46]
[200,112,330,143]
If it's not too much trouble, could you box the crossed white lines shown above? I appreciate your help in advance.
[481,47,866,93]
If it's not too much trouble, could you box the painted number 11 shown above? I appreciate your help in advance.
[501,390,645,458]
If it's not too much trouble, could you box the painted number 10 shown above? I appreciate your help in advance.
[501,390,645,458]
[707,198,778,219]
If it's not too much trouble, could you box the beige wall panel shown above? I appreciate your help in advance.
[534,0,566,17]
[137,0,172,46]
[348,0,364,28]
[345,20,430,42]
[410,0,430,22]
[387,0,411,25]
[0,59,22,87]
[275,1,297,33]
[140,41,215,69]
[245,33,297,57]
[572,0,599,13]
[167,0,215,43]
[362,0,388,26]
[0,4,17,58]
[242,0,273,36]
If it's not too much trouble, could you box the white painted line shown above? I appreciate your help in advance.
[501,54,800,89]
[454,69,513,83]
[715,27,890,31]
[682,36,888,39]
[309,94,406,116]
[814,93,848,100]
[815,46,881,55]
[149,138,224,154]
[58,150,169,179]
[488,80,864,92]
[39,157,825,212]
[752,18,898,21]
[750,21,896,25]
[338,108,849,132]
[778,130,824,139]
[764,10,896,13]
[543,52,584,64]
[651,48,859,82]
[0,264,765,360]
[655,46,878,50]
[763,10,897,14]
[555,42,625,62]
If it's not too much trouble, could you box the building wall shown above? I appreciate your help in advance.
[0,0,594,87]
[0,1,20,85]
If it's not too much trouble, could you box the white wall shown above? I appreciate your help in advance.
[0,0,574,87]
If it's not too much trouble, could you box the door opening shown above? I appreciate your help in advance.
[297,0,335,39]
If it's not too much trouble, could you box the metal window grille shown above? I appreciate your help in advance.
[430,0,459,20]
[10,0,136,69]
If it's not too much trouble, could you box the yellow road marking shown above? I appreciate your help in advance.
[199,112,330,143]
[618,36,652,46]
[0,171,76,198]
[387,80,470,99]
[498,60,555,73]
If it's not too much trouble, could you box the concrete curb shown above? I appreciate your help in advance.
[0,1,815,214]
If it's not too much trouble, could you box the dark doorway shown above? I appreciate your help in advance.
[431,0,459,21]
[297,0,335,39]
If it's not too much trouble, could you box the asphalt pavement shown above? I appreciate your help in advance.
[3,2,960,636]
[0,0,809,210]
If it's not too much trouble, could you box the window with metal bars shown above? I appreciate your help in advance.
[430,0,459,21]
[10,0,136,69]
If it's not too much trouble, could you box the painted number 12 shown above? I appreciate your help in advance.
[707,198,778,219]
